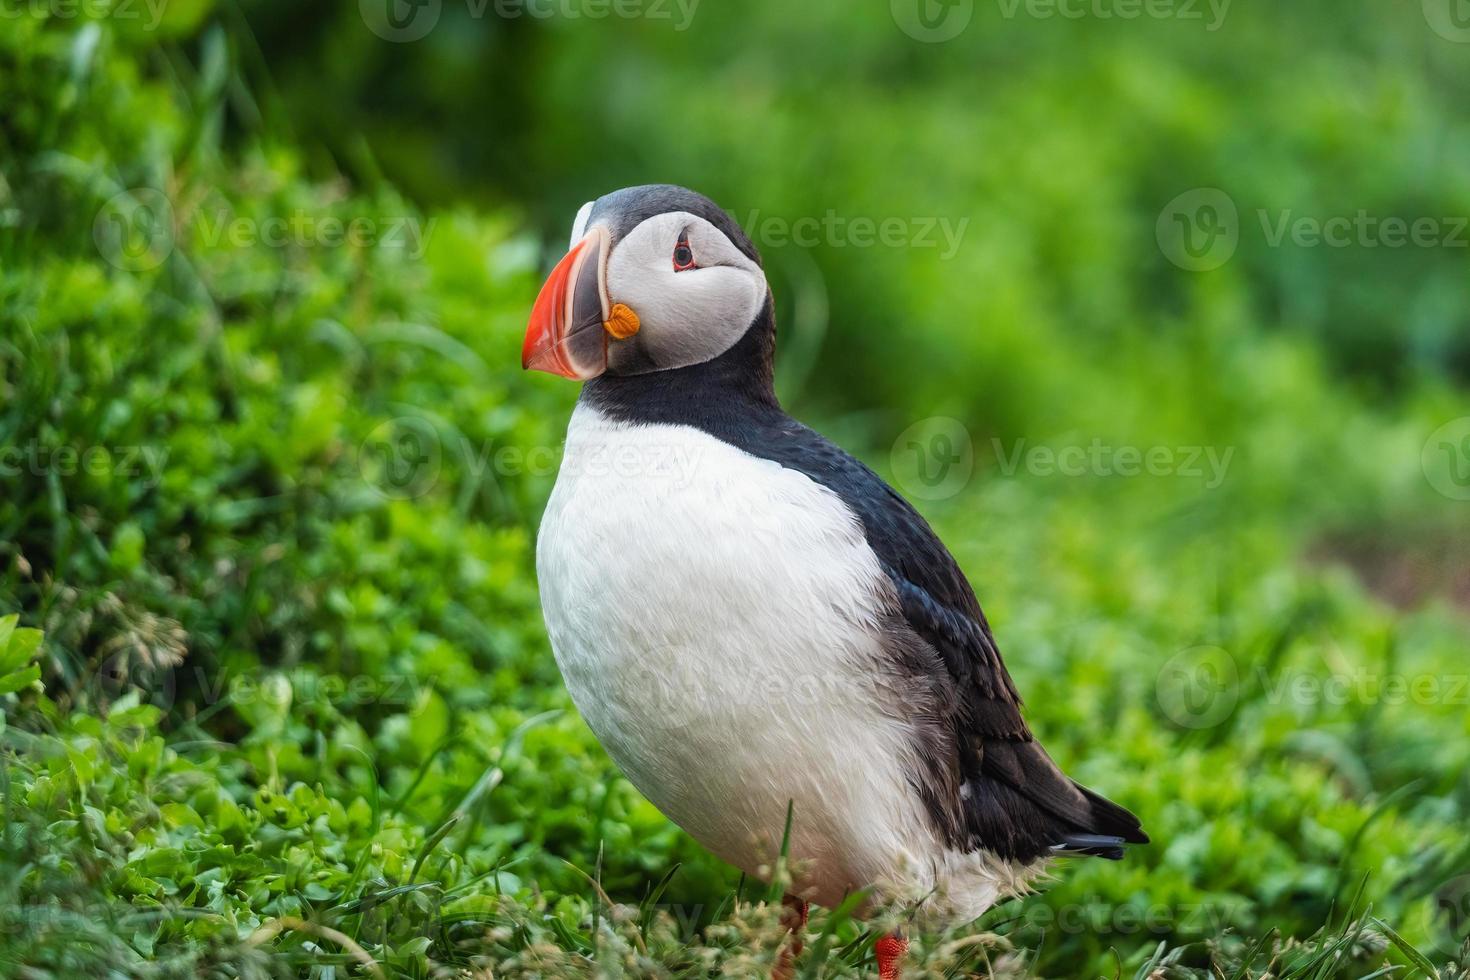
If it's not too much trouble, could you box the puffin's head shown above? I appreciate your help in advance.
[522,185,769,380]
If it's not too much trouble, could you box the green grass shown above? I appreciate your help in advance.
[3,8,1470,978]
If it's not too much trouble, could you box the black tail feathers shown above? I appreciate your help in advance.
[1051,834,1129,860]
[1052,783,1150,860]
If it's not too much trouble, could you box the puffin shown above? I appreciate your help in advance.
[524,185,1148,979]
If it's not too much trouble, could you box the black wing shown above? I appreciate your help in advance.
[742,418,1148,862]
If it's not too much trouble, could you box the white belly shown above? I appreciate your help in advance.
[536,404,1022,918]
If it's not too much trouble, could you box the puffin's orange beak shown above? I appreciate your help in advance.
[523,227,615,379]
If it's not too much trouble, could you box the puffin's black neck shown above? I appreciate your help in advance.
[580,299,782,427]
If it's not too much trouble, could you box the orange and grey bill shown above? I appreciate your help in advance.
[523,226,614,379]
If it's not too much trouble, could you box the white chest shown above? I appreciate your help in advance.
[535,405,938,904]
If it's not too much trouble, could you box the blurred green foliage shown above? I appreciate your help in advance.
[239,0,1470,405]
[2,2,1470,977]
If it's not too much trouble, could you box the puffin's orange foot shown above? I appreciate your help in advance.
[772,896,809,980]
[875,933,908,980]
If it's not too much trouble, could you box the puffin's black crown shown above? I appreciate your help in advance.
[588,184,762,267]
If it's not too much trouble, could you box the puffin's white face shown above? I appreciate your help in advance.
[523,198,769,379]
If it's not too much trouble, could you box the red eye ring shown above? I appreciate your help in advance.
[673,232,697,272]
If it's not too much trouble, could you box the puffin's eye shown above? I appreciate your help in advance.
[673,233,697,272]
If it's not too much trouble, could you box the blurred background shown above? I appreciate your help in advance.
[3,1,1470,976]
